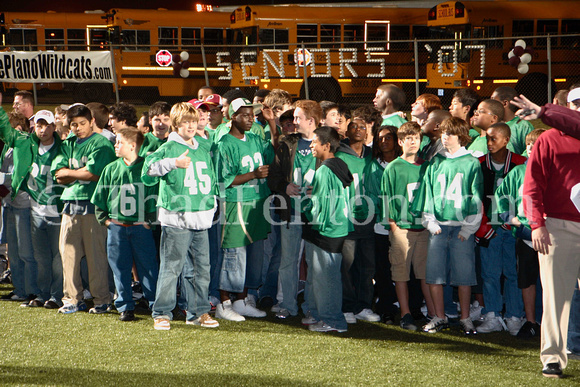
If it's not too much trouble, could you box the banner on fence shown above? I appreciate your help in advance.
[0,51,114,83]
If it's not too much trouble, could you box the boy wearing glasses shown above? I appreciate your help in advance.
[468,99,505,157]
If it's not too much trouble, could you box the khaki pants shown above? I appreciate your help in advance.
[539,217,580,369]
[60,213,110,305]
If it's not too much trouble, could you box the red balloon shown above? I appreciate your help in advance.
[181,60,190,69]
[172,54,181,64]
[509,56,521,67]
[513,46,524,56]
[524,47,535,55]
[173,63,181,76]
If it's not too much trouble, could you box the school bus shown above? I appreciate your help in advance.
[226,3,431,102]
[425,0,580,103]
[0,10,111,100]
[0,6,235,102]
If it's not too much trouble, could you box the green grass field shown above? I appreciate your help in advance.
[0,285,578,386]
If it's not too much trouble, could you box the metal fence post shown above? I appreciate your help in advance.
[547,35,552,103]
[414,39,420,100]
[301,42,309,100]
[109,43,120,104]
[201,44,210,87]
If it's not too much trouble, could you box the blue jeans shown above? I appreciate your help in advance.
[341,236,376,314]
[208,219,222,300]
[278,216,303,315]
[220,239,265,293]
[258,209,281,301]
[5,205,38,297]
[480,227,524,318]
[304,241,347,330]
[152,226,210,321]
[568,281,580,355]
[426,225,476,286]
[31,212,62,303]
[107,223,158,312]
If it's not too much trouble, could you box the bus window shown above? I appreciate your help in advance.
[344,24,364,42]
[297,24,317,44]
[473,25,504,48]
[227,27,258,46]
[512,20,534,37]
[204,28,224,45]
[9,28,37,50]
[67,29,86,50]
[259,28,289,49]
[390,25,411,50]
[45,29,65,50]
[182,27,201,47]
[320,24,340,48]
[122,29,150,51]
[89,28,109,50]
[561,19,580,48]
[412,25,430,39]
[428,25,470,63]
[537,19,558,47]
[159,27,178,49]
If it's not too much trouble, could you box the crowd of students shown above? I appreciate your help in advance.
[0,82,579,378]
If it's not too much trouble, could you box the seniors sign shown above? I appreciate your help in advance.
[0,51,114,83]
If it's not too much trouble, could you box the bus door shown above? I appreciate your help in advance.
[86,25,109,51]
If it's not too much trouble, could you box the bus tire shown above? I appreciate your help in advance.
[300,78,342,103]
[516,72,556,106]
[73,83,112,104]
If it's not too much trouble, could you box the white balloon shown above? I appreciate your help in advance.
[520,53,532,64]
[508,50,515,59]
[515,39,526,49]
[180,51,189,61]
[517,63,529,74]
[180,68,189,78]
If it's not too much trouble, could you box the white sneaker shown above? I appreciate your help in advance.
[308,320,347,333]
[271,303,282,313]
[469,301,483,321]
[245,294,258,307]
[505,316,525,336]
[301,311,318,325]
[354,308,380,322]
[477,312,506,333]
[344,312,357,324]
[233,297,266,317]
[215,300,245,322]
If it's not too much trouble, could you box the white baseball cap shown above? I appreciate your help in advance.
[229,97,262,117]
[567,87,580,103]
[34,110,55,125]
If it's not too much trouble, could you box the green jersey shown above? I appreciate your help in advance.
[381,157,427,229]
[363,159,386,222]
[414,150,483,222]
[468,128,481,146]
[91,157,157,223]
[139,132,167,157]
[381,113,406,128]
[495,163,530,233]
[27,143,64,210]
[142,134,217,213]
[51,133,116,201]
[307,163,351,238]
[506,116,534,155]
[292,138,316,210]
[213,121,264,144]
[467,135,488,157]
[217,132,274,203]
[336,146,371,221]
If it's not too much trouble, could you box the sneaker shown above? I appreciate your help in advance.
[354,308,381,322]
[89,304,112,314]
[216,300,245,322]
[119,310,135,322]
[381,313,395,325]
[400,313,418,331]
[477,312,506,333]
[301,311,317,325]
[131,281,143,301]
[21,297,43,307]
[233,297,266,317]
[1,292,26,301]
[44,300,60,309]
[505,316,525,336]
[276,308,291,319]
[308,320,347,333]
[154,318,171,330]
[58,301,88,314]
[542,363,562,378]
[270,303,282,313]
[18,295,36,307]
[187,313,219,328]
[0,269,11,284]
[567,350,580,361]
[459,317,477,335]
[517,321,541,339]
[82,289,93,300]
[422,316,450,333]
[469,301,483,321]
[344,312,357,324]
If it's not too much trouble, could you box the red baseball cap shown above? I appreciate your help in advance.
[204,94,223,107]
[188,99,210,110]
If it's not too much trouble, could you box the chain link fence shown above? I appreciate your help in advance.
[3,34,579,109]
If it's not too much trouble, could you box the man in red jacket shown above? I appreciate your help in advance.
[512,94,580,378]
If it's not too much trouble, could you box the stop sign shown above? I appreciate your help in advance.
[156,50,172,67]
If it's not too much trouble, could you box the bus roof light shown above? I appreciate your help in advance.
[455,2,465,18]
